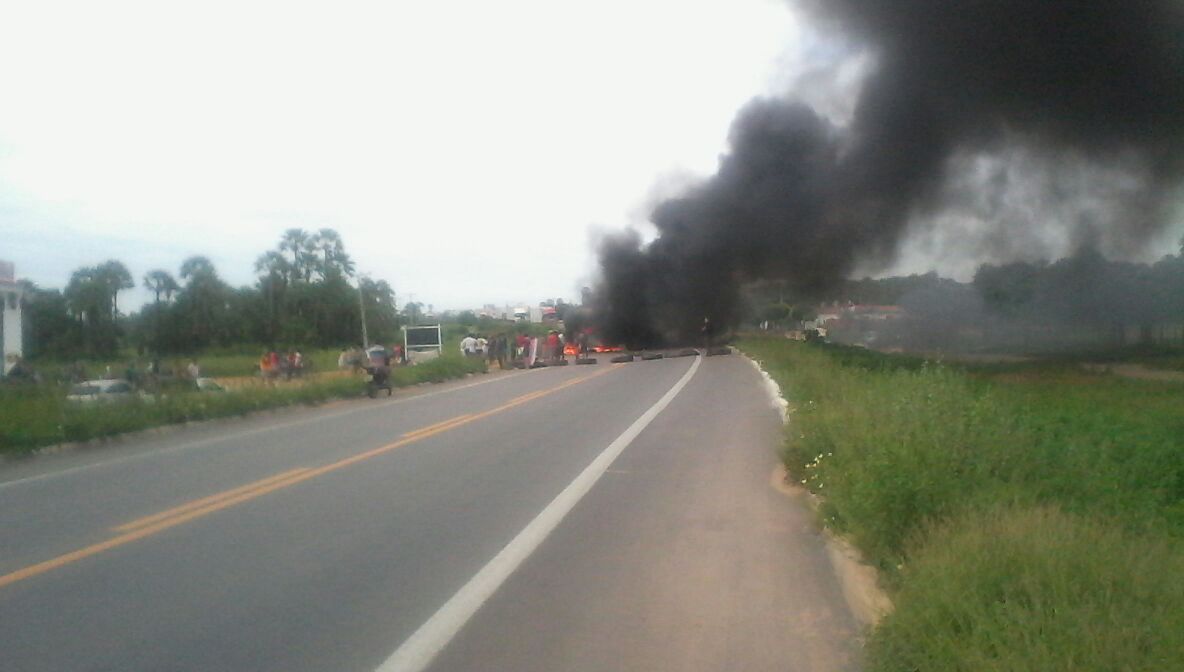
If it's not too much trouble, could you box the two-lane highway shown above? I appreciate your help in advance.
[1,355,859,671]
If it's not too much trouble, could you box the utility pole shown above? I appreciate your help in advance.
[358,277,370,350]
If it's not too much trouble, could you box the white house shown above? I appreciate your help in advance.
[0,260,24,376]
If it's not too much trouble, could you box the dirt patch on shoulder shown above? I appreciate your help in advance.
[1086,363,1184,383]
[771,464,893,628]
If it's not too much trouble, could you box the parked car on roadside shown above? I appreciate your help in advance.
[194,377,226,392]
[66,379,136,403]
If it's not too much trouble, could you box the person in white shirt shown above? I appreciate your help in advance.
[460,334,478,357]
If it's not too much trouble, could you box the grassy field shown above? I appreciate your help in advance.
[0,353,487,454]
[739,337,1184,671]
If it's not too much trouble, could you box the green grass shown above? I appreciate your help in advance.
[738,336,1184,670]
[869,506,1184,672]
[26,348,348,380]
[0,354,487,453]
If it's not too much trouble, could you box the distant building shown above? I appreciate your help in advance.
[845,304,903,322]
[811,303,905,346]
[0,260,24,375]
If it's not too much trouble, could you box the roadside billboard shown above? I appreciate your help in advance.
[403,325,443,364]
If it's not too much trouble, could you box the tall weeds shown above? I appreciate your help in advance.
[740,337,1184,670]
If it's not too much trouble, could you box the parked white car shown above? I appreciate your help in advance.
[194,377,225,392]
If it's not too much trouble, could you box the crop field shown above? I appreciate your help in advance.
[739,337,1184,671]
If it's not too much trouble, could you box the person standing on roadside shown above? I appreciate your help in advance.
[577,330,590,358]
[546,330,560,363]
[515,332,529,364]
[496,334,508,369]
[460,333,478,358]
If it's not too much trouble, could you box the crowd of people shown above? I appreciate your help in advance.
[460,329,590,369]
[3,327,599,391]
[258,350,309,380]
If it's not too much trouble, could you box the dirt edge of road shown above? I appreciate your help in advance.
[1082,362,1184,382]
[741,351,892,628]
[770,464,893,628]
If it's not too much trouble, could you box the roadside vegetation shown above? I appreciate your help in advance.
[4,222,558,454]
[0,354,486,454]
[739,336,1184,671]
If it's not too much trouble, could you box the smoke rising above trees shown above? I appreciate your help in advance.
[594,1,1184,346]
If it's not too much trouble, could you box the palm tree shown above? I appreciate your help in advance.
[314,228,355,279]
[279,229,315,282]
[143,269,180,304]
[179,256,217,284]
[96,260,133,318]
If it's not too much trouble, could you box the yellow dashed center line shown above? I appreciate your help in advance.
[0,366,618,591]
[112,468,312,533]
[401,415,473,439]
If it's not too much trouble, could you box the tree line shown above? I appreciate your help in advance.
[748,237,1184,349]
[21,229,402,359]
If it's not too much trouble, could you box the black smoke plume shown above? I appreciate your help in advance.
[593,1,1184,347]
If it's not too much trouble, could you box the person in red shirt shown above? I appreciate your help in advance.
[546,331,560,362]
[516,333,529,365]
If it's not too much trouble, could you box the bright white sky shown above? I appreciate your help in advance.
[1,0,815,311]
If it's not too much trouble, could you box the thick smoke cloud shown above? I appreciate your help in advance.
[594,1,1184,347]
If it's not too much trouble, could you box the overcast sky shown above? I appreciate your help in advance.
[1,0,816,311]
[7,2,1179,313]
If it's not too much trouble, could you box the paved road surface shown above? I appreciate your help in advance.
[0,355,859,671]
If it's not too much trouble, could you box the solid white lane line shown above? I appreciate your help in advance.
[375,355,702,672]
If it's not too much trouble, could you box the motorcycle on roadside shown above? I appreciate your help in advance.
[364,362,393,398]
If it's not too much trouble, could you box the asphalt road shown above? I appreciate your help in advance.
[0,354,859,671]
